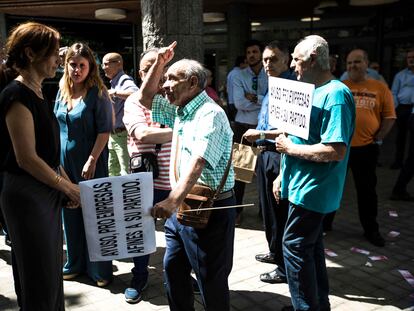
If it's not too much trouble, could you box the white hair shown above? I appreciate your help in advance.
[296,35,330,71]
[169,59,207,89]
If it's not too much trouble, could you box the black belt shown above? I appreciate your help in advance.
[112,127,126,134]
[257,144,277,152]
[214,189,234,201]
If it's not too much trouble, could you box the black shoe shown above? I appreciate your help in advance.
[390,191,414,201]
[260,269,287,284]
[255,252,276,264]
[364,231,385,247]
[281,306,294,311]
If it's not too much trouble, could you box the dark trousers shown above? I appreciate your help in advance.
[131,188,170,290]
[394,104,413,166]
[349,144,380,234]
[283,203,330,311]
[233,122,257,214]
[394,115,414,193]
[2,173,64,311]
[164,195,236,311]
[256,150,288,276]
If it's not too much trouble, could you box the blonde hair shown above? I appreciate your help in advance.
[60,42,109,103]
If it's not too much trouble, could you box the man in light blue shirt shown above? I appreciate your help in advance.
[391,48,414,169]
[231,40,268,222]
[275,35,355,311]
[226,56,247,122]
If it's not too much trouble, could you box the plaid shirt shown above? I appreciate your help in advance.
[152,94,176,128]
[172,91,234,192]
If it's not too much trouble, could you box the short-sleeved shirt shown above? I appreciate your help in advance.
[172,91,234,192]
[110,71,138,129]
[343,78,396,147]
[281,80,355,214]
[123,92,172,190]
[54,86,113,183]
[0,80,60,174]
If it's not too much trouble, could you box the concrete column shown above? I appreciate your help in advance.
[140,0,203,62]
[227,2,250,71]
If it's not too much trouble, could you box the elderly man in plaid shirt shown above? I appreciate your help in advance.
[138,42,236,311]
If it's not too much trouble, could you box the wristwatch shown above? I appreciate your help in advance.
[259,131,265,140]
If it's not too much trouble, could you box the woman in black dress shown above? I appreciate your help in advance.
[0,22,80,310]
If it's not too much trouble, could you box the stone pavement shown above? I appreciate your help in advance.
[1,132,414,311]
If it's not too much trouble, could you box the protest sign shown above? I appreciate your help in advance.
[79,172,156,261]
[268,76,314,140]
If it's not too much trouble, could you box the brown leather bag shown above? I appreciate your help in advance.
[173,133,232,229]
[176,184,215,229]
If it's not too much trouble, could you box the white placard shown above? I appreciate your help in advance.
[268,77,314,140]
[79,172,156,261]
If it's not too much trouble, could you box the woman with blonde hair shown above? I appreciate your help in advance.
[0,21,80,310]
[54,42,113,286]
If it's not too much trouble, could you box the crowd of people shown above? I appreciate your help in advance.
[0,20,413,311]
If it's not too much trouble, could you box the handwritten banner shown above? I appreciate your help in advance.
[79,173,156,261]
[268,76,314,140]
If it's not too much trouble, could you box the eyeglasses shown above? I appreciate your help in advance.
[101,60,119,68]
[252,76,258,91]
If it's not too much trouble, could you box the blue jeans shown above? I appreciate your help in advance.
[283,203,330,311]
[164,195,236,311]
[130,188,170,290]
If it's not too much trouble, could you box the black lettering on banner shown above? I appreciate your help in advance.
[99,234,119,256]
[126,230,145,253]
[122,178,145,254]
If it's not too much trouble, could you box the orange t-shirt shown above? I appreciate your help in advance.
[343,78,396,147]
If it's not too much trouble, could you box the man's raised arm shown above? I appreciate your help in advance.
[138,41,177,109]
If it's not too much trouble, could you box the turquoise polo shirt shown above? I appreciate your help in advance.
[280,80,355,214]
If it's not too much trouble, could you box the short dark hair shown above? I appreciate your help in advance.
[244,39,264,53]
[234,55,246,67]
[264,40,289,56]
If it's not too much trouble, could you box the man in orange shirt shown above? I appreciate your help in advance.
[343,49,396,247]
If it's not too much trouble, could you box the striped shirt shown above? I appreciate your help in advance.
[123,92,172,190]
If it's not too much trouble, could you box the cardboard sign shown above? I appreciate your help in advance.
[268,76,314,139]
[79,173,156,261]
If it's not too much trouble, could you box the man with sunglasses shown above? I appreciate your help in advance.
[102,52,138,176]
[232,39,268,223]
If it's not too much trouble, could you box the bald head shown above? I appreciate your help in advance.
[139,49,158,80]
[346,49,369,82]
[102,52,123,79]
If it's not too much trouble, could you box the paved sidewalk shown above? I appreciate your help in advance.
[1,134,414,310]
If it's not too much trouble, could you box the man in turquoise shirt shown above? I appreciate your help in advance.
[274,35,355,311]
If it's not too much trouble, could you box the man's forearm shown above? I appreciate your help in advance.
[133,127,173,144]
[114,89,135,100]
[137,60,165,109]
[286,143,346,162]
[375,118,395,141]
[169,156,206,206]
